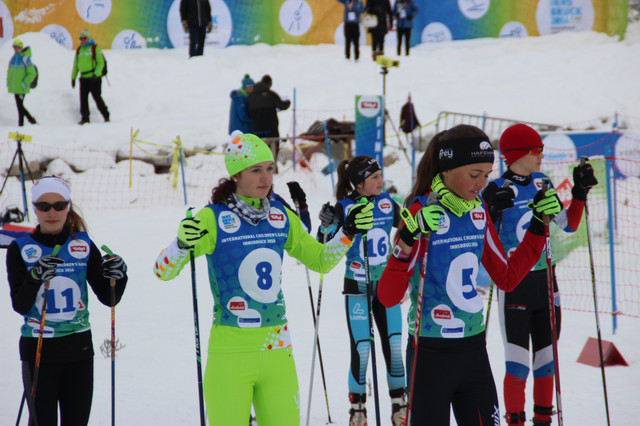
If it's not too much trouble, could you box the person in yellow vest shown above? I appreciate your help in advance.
[71,30,109,125]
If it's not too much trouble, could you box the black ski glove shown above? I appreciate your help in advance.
[286,181,308,210]
[342,201,374,236]
[30,254,64,281]
[482,181,515,223]
[318,202,335,225]
[571,161,598,201]
[527,188,562,235]
[102,254,127,280]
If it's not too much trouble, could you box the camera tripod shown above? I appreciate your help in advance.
[0,132,36,221]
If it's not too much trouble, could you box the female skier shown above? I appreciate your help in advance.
[318,156,407,426]
[377,124,562,425]
[483,123,597,425]
[6,176,128,426]
[153,133,374,426]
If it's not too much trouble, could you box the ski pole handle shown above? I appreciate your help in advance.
[101,245,117,288]
[541,178,551,226]
[183,207,209,247]
[101,244,114,257]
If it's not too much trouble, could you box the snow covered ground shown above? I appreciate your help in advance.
[1,22,639,425]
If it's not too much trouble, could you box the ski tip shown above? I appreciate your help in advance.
[52,244,62,256]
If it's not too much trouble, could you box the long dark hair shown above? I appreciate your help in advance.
[406,124,489,205]
[211,178,236,203]
[335,155,372,200]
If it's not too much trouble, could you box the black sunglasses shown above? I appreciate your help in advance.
[33,201,69,212]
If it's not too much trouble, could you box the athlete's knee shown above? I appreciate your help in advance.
[505,361,530,380]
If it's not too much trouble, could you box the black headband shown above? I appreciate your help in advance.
[437,136,495,172]
[348,158,381,186]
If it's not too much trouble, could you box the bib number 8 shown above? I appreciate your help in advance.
[256,261,273,290]
[239,248,282,303]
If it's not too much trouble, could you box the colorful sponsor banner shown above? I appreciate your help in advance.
[0,0,628,50]
[355,95,384,169]
[416,0,627,44]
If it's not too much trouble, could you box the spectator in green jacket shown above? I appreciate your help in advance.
[71,30,109,125]
[7,39,37,127]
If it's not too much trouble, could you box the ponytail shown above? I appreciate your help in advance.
[335,159,352,200]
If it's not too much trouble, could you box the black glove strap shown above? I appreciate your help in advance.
[398,226,418,247]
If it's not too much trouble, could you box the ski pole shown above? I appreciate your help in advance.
[484,179,512,331]
[295,201,333,424]
[580,157,611,426]
[101,245,118,426]
[16,392,26,426]
[305,228,330,426]
[185,208,206,426]
[541,179,563,426]
[362,230,381,426]
[404,193,440,426]
[31,245,62,398]
[19,245,62,426]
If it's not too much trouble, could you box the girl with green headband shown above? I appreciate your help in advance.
[377,124,562,425]
[153,133,374,425]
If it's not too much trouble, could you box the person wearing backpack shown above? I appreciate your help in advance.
[71,30,109,125]
[6,39,37,127]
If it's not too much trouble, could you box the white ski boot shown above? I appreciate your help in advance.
[391,395,408,426]
[349,402,367,426]
[349,393,367,426]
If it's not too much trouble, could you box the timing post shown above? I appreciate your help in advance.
[375,55,399,159]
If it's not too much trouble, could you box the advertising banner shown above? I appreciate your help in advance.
[0,0,628,50]
[355,95,384,169]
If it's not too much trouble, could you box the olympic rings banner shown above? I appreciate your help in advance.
[0,0,628,50]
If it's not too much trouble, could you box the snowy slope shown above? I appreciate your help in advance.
[1,24,639,425]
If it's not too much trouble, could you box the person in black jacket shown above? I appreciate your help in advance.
[6,176,128,426]
[180,0,212,57]
[247,75,291,172]
[366,0,392,60]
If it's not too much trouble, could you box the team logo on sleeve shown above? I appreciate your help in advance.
[218,211,241,233]
[21,244,42,262]
[267,207,287,229]
[68,240,90,259]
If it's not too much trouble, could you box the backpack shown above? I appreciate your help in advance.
[76,44,108,77]
[30,65,39,89]
[21,57,38,89]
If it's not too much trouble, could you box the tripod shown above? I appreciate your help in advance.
[379,65,411,165]
[0,132,36,221]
